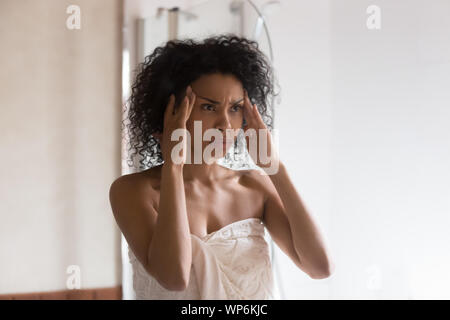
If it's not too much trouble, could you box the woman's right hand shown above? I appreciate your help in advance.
[159,86,196,166]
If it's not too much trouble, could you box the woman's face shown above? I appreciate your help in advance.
[186,73,245,161]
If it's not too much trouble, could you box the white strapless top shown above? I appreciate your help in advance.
[128,217,275,300]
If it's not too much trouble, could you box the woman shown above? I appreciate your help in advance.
[109,34,333,300]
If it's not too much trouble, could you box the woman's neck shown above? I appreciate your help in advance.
[181,161,226,183]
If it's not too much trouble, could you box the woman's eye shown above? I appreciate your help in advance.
[202,104,214,111]
[232,105,243,112]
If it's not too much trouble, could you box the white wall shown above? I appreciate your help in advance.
[264,0,450,300]
[328,0,450,299]
[0,0,122,294]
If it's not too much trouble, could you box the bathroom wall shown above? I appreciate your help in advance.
[264,0,450,299]
[328,0,450,299]
[0,0,123,294]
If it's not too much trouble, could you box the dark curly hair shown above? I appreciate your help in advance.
[122,33,280,170]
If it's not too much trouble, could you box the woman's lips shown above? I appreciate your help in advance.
[212,138,233,145]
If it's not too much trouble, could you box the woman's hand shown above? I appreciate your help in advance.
[242,89,280,174]
[157,86,196,166]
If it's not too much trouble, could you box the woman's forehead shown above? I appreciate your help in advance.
[191,74,244,103]
[192,73,242,90]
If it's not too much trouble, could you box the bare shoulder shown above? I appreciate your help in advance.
[108,168,162,275]
[111,165,162,188]
[109,166,162,212]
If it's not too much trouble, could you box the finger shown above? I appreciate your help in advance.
[178,95,189,118]
[253,104,267,129]
[164,94,175,124]
[242,89,251,119]
[180,85,195,120]
[187,90,196,119]
[185,85,193,109]
[244,89,264,128]
[243,90,256,128]
[252,104,266,128]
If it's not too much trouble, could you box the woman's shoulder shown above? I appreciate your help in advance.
[110,165,162,196]
[113,165,265,191]
[239,167,266,183]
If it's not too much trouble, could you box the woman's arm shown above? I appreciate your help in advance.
[147,163,192,290]
[148,88,196,290]
[111,89,195,292]
[109,164,191,291]
[241,90,333,278]
[265,162,334,278]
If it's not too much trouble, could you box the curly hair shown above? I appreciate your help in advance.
[122,33,280,170]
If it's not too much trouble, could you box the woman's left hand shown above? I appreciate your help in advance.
[242,89,280,174]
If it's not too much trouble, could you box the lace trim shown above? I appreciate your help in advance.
[127,218,274,300]
[198,217,264,242]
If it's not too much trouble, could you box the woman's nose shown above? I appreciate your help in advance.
[215,112,232,132]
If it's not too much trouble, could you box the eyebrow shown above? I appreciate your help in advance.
[196,95,244,105]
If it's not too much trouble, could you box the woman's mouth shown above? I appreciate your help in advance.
[212,137,233,145]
